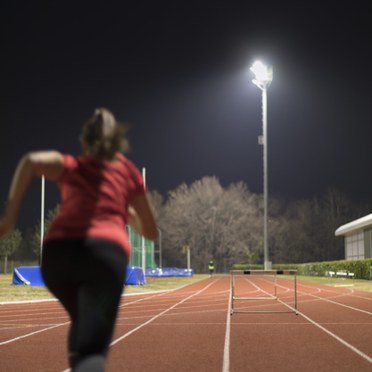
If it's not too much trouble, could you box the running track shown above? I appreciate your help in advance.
[1,275,372,371]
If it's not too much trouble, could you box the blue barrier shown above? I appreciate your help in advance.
[145,267,193,277]
[12,266,45,286]
[125,266,145,285]
[12,266,145,286]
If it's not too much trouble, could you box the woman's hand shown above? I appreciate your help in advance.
[128,195,158,241]
[127,205,143,235]
[0,199,18,238]
[0,151,64,239]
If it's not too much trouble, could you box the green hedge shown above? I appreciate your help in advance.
[232,259,372,279]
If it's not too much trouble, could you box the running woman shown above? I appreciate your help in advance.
[0,108,158,372]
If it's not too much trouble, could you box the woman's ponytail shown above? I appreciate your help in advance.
[81,108,129,159]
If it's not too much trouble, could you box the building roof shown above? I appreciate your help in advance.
[335,213,372,236]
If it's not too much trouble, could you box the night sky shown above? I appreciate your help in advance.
[1,1,372,230]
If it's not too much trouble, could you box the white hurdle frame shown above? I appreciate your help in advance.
[230,270,298,315]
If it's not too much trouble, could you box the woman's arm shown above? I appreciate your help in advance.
[128,194,158,241]
[0,151,64,237]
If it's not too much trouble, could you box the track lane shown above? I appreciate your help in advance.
[107,277,229,372]
[1,276,372,371]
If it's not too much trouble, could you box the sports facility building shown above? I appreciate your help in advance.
[335,213,372,260]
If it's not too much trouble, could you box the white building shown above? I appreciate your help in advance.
[335,214,372,260]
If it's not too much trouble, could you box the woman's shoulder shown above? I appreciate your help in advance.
[115,152,136,168]
[62,153,79,168]
[64,154,103,171]
[114,153,143,178]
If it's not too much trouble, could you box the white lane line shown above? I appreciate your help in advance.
[109,280,217,347]
[0,291,188,348]
[265,281,372,364]
[298,310,372,364]
[275,281,372,316]
[222,285,232,372]
[229,277,372,365]
[61,280,219,372]
[0,321,70,346]
[0,299,58,305]
[301,291,372,316]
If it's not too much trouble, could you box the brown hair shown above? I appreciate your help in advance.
[81,108,129,159]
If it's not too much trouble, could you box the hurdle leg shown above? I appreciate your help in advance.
[294,273,298,315]
[230,271,235,315]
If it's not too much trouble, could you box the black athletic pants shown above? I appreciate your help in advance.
[41,238,128,372]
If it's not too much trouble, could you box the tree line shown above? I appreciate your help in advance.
[0,206,59,273]
[150,177,370,272]
[1,177,370,273]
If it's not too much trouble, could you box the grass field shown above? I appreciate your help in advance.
[1,273,372,303]
[0,274,209,302]
[297,275,372,292]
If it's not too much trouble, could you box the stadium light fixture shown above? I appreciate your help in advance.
[250,60,273,89]
[250,60,273,271]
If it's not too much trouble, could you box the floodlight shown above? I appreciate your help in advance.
[250,61,273,89]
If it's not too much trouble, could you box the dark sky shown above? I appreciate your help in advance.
[1,1,372,230]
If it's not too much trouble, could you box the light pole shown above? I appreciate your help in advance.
[157,227,162,268]
[141,168,146,275]
[250,61,273,270]
[40,175,45,265]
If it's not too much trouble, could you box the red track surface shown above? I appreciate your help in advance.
[1,275,372,371]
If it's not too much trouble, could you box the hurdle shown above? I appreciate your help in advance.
[230,270,298,315]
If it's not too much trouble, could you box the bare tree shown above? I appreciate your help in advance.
[319,188,356,260]
[153,179,369,269]
[268,188,370,264]
[0,229,22,273]
[148,190,165,221]
[160,177,261,272]
[270,199,315,263]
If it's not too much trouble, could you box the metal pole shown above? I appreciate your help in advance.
[157,227,162,268]
[251,61,272,271]
[141,168,146,275]
[40,175,45,263]
[262,88,269,270]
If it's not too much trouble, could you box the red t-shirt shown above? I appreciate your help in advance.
[44,152,145,256]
